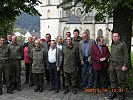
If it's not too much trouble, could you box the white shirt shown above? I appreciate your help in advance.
[57,43,62,50]
[48,47,56,63]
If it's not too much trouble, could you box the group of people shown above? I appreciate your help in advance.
[0,29,129,100]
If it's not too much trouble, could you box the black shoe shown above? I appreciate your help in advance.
[108,92,117,99]
[7,88,13,94]
[34,85,40,92]
[49,87,55,91]
[64,86,69,94]
[55,89,59,93]
[24,81,29,84]
[17,83,21,91]
[118,92,125,100]
[10,83,14,91]
[0,89,2,95]
[39,85,43,92]
[47,81,50,85]
[72,87,77,94]
[29,82,34,87]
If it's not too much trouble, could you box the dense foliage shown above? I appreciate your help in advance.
[58,0,133,21]
[0,0,41,35]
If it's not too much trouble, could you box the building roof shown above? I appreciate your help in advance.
[66,15,81,24]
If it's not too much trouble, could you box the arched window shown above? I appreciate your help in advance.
[47,10,51,18]
[76,8,82,17]
[97,29,103,37]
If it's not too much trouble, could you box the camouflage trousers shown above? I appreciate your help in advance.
[109,61,126,89]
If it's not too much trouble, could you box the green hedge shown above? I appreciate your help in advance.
[126,53,133,90]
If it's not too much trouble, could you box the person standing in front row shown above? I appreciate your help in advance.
[9,35,24,91]
[31,39,47,92]
[0,36,13,95]
[63,37,78,94]
[79,32,95,89]
[91,37,110,91]
[108,32,129,100]
[48,40,62,93]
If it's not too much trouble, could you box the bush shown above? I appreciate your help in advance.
[126,52,133,90]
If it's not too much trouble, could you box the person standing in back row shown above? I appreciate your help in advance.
[28,37,35,87]
[41,33,51,85]
[72,29,82,89]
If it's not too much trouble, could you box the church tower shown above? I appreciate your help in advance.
[40,0,62,39]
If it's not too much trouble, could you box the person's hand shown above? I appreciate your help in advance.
[46,66,49,69]
[100,57,106,62]
[81,60,84,65]
[100,58,103,61]
[57,67,60,71]
[122,66,128,71]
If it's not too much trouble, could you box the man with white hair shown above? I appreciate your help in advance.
[31,39,47,92]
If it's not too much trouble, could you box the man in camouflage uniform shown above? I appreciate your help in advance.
[72,29,82,89]
[63,37,79,94]
[28,37,36,87]
[108,32,129,100]
[9,35,23,91]
[31,39,47,92]
[0,36,13,95]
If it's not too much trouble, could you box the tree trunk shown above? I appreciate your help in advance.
[113,7,132,69]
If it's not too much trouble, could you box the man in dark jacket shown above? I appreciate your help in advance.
[9,35,24,91]
[108,32,129,100]
[31,39,47,92]
[63,37,79,94]
[0,36,13,95]
[79,32,95,88]
[48,40,62,93]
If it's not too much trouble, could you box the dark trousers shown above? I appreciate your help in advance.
[109,62,126,89]
[77,62,82,87]
[49,63,60,90]
[33,73,44,86]
[82,57,94,87]
[94,70,110,89]
[25,63,30,82]
[44,64,50,83]
[29,59,34,84]
[2,71,6,85]
[64,71,77,87]
[0,61,10,88]
[60,65,65,87]
[10,60,21,83]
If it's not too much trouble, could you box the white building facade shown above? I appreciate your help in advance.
[40,0,113,45]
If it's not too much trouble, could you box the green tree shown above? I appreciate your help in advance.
[0,0,41,35]
[58,0,133,69]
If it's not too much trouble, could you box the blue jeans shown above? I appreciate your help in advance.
[82,57,94,87]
